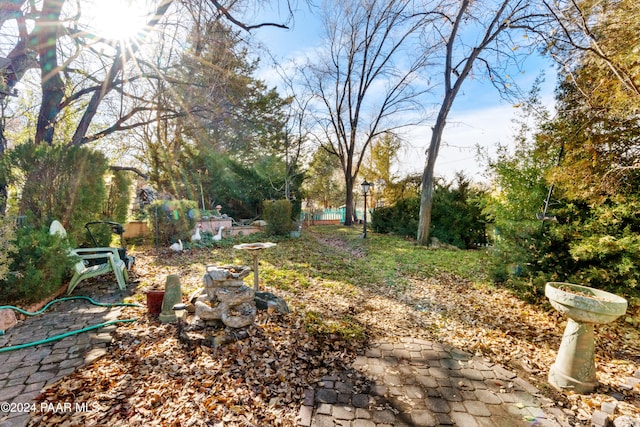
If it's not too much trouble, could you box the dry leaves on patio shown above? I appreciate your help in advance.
[28,229,640,425]
[32,308,365,426]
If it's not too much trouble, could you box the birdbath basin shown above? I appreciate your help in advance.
[233,242,277,291]
[545,282,627,393]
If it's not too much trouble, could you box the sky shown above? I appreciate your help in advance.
[251,3,558,183]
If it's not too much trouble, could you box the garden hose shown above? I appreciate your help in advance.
[0,296,142,352]
[0,295,141,317]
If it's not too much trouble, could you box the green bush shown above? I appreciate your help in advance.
[1,142,109,245]
[565,198,640,293]
[430,176,489,248]
[0,224,75,305]
[371,197,420,237]
[371,177,489,248]
[147,199,197,245]
[263,199,292,236]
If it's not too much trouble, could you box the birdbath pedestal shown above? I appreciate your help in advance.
[233,242,277,291]
[545,282,627,394]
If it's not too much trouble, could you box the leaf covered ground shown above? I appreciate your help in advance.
[30,226,640,426]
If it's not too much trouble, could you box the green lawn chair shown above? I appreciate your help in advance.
[49,220,129,295]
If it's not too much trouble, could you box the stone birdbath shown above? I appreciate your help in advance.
[233,242,277,291]
[545,282,628,393]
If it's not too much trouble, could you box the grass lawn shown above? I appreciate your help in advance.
[32,225,640,425]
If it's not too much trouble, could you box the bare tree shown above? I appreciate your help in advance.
[0,0,294,145]
[540,0,640,102]
[0,0,297,212]
[302,0,434,226]
[415,0,546,245]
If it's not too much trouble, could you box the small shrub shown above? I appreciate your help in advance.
[263,199,292,236]
[431,176,489,248]
[0,224,75,305]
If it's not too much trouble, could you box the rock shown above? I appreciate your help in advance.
[0,309,17,332]
[613,416,640,427]
[601,401,618,414]
[609,392,626,401]
[221,302,256,328]
[429,237,460,250]
[187,288,204,311]
[195,264,257,329]
[591,410,612,427]
[255,292,290,313]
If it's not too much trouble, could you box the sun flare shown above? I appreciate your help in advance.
[86,0,152,42]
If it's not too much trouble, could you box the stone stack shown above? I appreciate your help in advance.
[194,265,256,329]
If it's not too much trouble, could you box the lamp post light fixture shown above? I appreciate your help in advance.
[172,303,187,339]
[361,180,372,238]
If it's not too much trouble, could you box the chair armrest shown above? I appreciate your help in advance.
[73,247,120,256]
[71,249,117,261]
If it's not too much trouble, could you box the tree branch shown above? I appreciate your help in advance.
[109,165,149,179]
[208,0,289,31]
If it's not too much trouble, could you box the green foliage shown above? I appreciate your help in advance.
[371,176,489,248]
[304,148,344,209]
[566,198,640,292]
[360,133,402,205]
[0,223,74,305]
[0,216,17,282]
[104,171,132,224]
[430,174,489,248]
[263,199,292,236]
[371,197,420,237]
[147,199,197,245]
[149,147,301,222]
[483,79,640,299]
[1,142,109,244]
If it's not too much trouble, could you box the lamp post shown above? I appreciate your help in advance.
[172,303,187,339]
[361,180,371,238]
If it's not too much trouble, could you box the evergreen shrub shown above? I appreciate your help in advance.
[263,199,292,236]
[0,216,17,283]
[371,197,420,238]
[371,180,489,248]
[0,224,74,305]
[1,142,109,245]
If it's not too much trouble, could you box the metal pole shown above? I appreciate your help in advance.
[363,192,367,238]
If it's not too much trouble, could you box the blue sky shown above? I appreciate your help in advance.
[251,5,557,182]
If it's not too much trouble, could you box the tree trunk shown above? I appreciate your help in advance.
[417,95,453,245]
[0,123,6,214]
[344,175,354,226]
[33,0,64,145]
[70,50,124,146]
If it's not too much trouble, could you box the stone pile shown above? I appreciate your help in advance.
[194,264,257,328]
